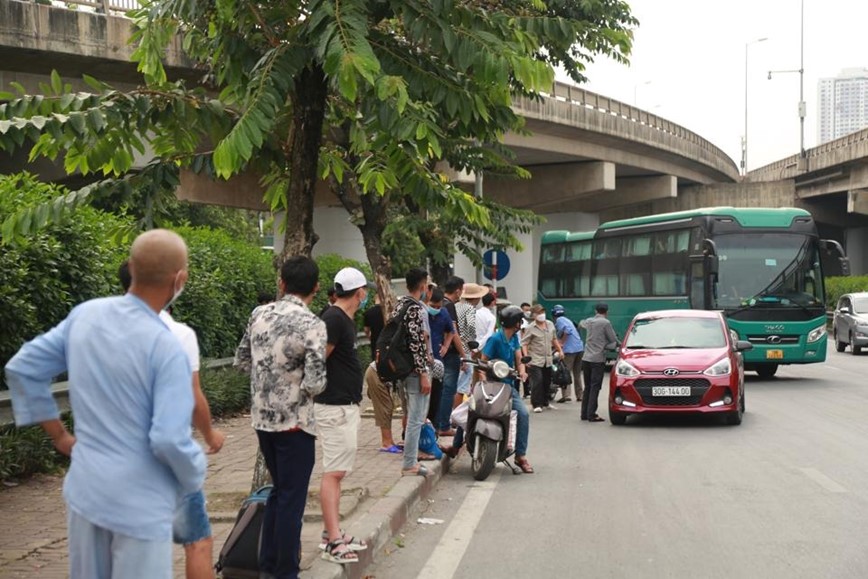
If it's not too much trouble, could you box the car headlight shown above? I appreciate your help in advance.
[806,324,827,343]
[615,359,640,377]
[703,357,732,376]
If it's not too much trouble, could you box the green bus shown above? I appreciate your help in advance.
[538,207,849,377]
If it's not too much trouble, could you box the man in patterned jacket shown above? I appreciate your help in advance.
[234,256,327,579]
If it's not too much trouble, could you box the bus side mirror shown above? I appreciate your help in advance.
[705,254,719,276]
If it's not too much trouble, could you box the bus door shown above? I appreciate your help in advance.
[689,239,719,309]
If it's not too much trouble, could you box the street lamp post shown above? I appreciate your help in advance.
[768,0,806,159]
[743,37,768,175]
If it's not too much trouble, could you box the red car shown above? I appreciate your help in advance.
[608,310,753,426]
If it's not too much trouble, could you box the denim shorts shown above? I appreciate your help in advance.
[456,367,473,395]
[172,490,212,545]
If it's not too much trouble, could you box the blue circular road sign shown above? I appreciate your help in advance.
[483,249,510,281]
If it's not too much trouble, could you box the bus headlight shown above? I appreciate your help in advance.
[806,325,827,343]
[615,360,640,377]
[703,357,732,377]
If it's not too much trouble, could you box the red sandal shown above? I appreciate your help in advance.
[515,456,535,474]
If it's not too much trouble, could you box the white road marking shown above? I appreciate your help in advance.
[416,469,502,579]
[800,467,847,493]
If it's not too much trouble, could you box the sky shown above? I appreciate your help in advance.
[569,0,868,172]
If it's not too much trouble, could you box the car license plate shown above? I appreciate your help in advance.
[766,349,784,360]
[652,386,691,397]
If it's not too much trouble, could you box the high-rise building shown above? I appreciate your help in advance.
[817,68,868,144]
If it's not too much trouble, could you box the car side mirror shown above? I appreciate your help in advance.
[520,356,532,364]
[735,340,753,352]
[839,307,850,315]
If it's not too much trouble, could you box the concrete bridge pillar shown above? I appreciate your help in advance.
[848,189,868,216]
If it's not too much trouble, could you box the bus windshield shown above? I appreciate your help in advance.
[714,233,824,310]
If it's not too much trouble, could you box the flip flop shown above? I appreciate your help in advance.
[418,452,436,461]
[379,445,402,454]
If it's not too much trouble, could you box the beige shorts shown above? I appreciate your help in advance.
[314,403,361,473]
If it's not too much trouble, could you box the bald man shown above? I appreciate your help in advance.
[5,229,206,579]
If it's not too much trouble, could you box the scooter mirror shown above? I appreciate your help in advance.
[467,340,479,350]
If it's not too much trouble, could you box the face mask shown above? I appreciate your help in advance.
[427,306,441,316]
[359,292,369,310]
[164,271,185,311]
[536,314,546,323]
[420,291,428,303]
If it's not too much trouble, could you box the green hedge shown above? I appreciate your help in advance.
[825,276,868,309]
[169,226,276,358]
[0,173,129,389]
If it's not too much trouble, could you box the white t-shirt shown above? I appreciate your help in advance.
[159,310,201,372]
[475,306,496,349]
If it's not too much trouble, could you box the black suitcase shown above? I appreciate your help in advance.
[215,485,271,578]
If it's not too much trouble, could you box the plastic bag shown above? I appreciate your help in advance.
[418,422,443,459]
[450,400,469,430]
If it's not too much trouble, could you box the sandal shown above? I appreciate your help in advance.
[402,464,430,477]
[379,445,402,454]
[515,457,535,474]
[418,451,436,461]
[319,530,368,552]
[321,539,358,564]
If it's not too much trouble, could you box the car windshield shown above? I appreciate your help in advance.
[626,317,726,349]
[713,233,824,310]
[853,298,868,314]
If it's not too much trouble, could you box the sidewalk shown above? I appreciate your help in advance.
[0,399,446,578]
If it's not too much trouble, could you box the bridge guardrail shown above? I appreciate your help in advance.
[748,126,868,179]
[46,0,138,14]
[514,81,738,178]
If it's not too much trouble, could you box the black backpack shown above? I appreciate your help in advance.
[375,299,415,383]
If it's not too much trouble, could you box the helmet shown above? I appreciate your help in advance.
[499,305,525,330]
[551,304,566,318]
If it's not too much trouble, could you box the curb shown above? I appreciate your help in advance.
[303,457,446,579]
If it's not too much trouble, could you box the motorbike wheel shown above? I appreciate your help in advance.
[472,437,498,481]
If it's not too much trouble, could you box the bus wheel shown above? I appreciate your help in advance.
[756,364,778,379]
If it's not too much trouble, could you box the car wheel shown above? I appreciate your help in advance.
[756,364,778,379]
[851,333,863,355]
[834,326,847,352]
[726,391,745,426]
[610,410,627,426]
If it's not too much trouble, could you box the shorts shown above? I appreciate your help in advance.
[314,403,361,473]
[456,366,474,395]
[172,490,212,545]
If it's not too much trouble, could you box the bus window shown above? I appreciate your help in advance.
[567,241,591,261]
[540,276,560,298]
[622,273,648,296]
[573,273,590,296]
[653,272,686,296]
[624,235,652,256]
[591,275,618,296]
[542,244,565,264]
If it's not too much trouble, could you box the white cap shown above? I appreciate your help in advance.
[334,267,373,294]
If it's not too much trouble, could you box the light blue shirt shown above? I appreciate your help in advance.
[555,316,584,354]
[5,294,206,541]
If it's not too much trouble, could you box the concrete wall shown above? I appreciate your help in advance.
[845,227,868,276]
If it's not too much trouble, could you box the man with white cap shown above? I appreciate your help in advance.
[316,267,373,564]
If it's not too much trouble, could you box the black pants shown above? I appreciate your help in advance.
[529,364,553,409]
[256,429,316,579]
[581,361,606,420]
[427,377,442,426]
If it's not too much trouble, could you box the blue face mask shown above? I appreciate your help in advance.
[359,293,369,310]
[420,291,428,303]
[427,306,441,316]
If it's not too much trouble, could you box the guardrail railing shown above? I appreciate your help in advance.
[44,0,138,15]
[749,127,868,178]
[514,81,738,175]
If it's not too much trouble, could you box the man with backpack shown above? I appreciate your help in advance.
[377,267,433,477]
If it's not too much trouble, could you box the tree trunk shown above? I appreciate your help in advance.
[359,192,398,316]
[252,65,328,491]
[278,64,329,264]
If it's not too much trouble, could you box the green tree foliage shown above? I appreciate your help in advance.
[0,173,129,389]
[171,225,276,358]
